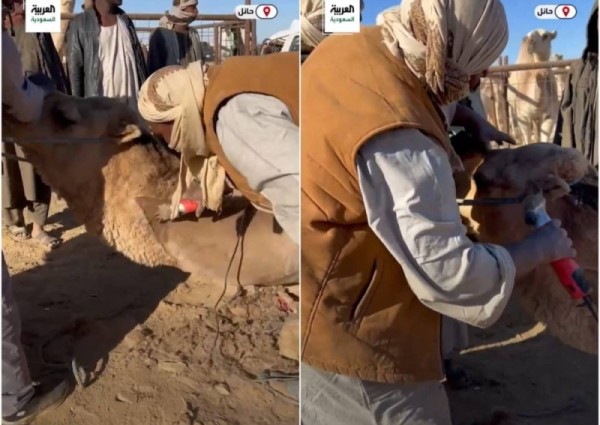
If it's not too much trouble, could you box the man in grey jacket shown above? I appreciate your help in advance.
[66,0,147,110]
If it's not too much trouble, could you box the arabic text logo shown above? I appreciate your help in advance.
[235,4,278,20]
[25,0,61,33]
[535,4,577,19]
[323,0,361,34]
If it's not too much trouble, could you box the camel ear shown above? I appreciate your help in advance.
[113,123,143,144]
[550,30,557,40]
[52,99,82,126]
[527,36,535,54]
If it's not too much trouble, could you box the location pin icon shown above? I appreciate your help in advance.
[562,5,570,16]
[263,5,271,17]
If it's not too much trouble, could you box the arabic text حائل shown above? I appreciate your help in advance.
[236,7,255,17]
[536,7,555,17]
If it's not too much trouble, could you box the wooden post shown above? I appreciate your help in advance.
[501,55,509,137]
[244,0,252,55]
[213,26,219,64]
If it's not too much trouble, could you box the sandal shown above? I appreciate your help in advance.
[7,225,30,240]
[32,232,62,250]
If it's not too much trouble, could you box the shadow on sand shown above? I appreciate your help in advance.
[10,231,188,388]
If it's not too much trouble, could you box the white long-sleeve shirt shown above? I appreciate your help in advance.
[356,127,516,328]
[216,93,299,245]
[2,31,45,123]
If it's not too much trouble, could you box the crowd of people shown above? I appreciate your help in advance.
[2,0,205,251]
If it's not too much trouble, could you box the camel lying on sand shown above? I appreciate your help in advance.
[2,92,298,288]
[456,143,598,354]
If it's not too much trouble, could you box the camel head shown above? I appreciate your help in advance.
[523,29,557,61]
[459,144,598,354]
[2,92,178,232]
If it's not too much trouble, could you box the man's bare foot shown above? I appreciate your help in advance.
[31,226,62,250]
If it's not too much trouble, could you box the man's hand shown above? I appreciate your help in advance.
[452,103,517,149]
[26,73,56,95]
[471,116,516,147]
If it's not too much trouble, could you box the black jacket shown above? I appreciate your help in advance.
[66,8,148,98]
[147,27,205,74]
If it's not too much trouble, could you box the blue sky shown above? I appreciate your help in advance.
[362,0,596,62]
[71,0,297,43]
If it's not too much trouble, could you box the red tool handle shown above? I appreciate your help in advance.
[550,258,589,300]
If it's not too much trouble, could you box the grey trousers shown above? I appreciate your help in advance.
[2,255,34,417]
[441,316,469,359]
[301,364,453,425]
[4,202,50,227]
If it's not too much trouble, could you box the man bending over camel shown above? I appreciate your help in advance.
[137,53,299,245]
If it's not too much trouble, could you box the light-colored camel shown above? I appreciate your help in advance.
[50,0,75,58]
[2,92,298,289]
[480,76,510,135]
[550,53,568,103]
[507,29,558,145]
[456,143,597,355]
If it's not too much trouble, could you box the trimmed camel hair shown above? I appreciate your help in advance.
[2,92,298,289]
[455,143,597,355]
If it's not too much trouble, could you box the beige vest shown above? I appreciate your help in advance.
[301,26,456,383]
[203,52,299,210]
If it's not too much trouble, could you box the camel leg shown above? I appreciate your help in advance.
[515,119,531,145]
[540,117,555,143]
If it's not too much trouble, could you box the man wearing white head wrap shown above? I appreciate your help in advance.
[147,0,204,74]
[138,53,299,245]
[301,1,576,423]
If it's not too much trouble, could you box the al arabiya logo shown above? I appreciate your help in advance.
[329,3,356,23]
[29,4,57,23]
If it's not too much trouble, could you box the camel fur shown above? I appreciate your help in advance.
[2,92,298,288]
[456,143,597,354]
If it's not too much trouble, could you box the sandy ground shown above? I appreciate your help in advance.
[3,198,597,425]
[3,198,298,425]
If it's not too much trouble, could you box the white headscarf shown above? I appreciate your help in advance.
[159,0,198,28]
[138,61,226,219]
[379,0,509,105]
[301,0,327,49]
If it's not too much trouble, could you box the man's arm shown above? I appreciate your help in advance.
[356,128,516,328]
[216,93,299,245]
[66,19,84,97]
[2,31,45,122]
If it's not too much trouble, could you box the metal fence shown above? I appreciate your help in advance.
[479,57,577,144]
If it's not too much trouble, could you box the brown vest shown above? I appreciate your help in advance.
[203,52,299,210]
[301,27,455,383]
